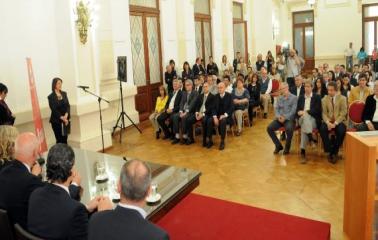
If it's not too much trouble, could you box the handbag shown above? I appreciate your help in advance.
[61,121,71,136]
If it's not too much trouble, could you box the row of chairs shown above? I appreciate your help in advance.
[0,209,42,240]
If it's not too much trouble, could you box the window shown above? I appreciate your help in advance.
[363,4,378,55]
[194,0,212,65]
[233,2,248,61]
[233,2,243,20]
[129,0,157,9]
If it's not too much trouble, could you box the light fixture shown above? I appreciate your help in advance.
[308,0,316,7]
[73,0,99,44]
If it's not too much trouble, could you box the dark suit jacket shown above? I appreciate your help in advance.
[164,71,177,93]
[194,85,203,94]
[296,94,322,128]
[0,100,15,125]
[0,160,44,228]
[289,85,305,97]
[28,183,88,240]
[195,93,215,117]
[181,70,193,80]
[179,91,198,113]
[362,94,377,122]
[192,64,205,77]
[48,91,70,124]
[0,160,81,229]
[164,90,182,113]
[88,206,169,240]
[247,83,261,106]
[213,92,234,123]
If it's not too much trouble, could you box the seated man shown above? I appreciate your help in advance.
[223,75,233,93]
[171,79,198,145]
[348,73,372,104]
[296,80,322,163]
[193,82,215,148]
[289,75,305,97]
[319,81,347,164]
[89,160,169,240]
[157,79,182,139]
[28,144,112,239]
[211,82,234,150]
[358,81,378,131]
[259,68,272,119]
[267,82,297,155]
[207,74,218,95]
[0,132,81,228]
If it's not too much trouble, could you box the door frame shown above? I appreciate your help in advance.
[362,3,378,56]
[233,19,248,61]
[130,2,163,121]
[292,10,315,71]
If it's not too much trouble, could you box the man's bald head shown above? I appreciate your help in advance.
[218,82,226,94]
[14,132,39,166]
[120,160,151,202]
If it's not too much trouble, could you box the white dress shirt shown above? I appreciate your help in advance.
[53,183,70,195]
[168,91,178,110]
[118,203,147,219]
[372,96,378,122]
[22,162,31,172]
[304,93,312,111]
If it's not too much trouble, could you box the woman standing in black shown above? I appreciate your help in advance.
[48,78,70,144]
[0,83,15,126]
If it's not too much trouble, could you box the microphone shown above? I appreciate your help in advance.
[77,85,89,89]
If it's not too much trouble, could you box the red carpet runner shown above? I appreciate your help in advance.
[157,194,330,240]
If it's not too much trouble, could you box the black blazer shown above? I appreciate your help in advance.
[296,94,322,128]
[88,206,169,240]
[256,60,265,71]
[48,91,70,124]
[181,70,193,80]
[0,160,80,229]
[0,100,15,125]
[164,71,177,93]
[0,160,44,228]
[179,91,198,113]
[195,93,215,117]
[289,85,305,97]
[207,63,219,76]
[28,183,88,240]
[362,94,377,122]
[194,85,203,94]
[247,83,261,105]
[164,90,182,113]
[192,64,205,77]
[213,92,234,120]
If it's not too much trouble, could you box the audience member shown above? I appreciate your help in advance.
[232,76,250,135]
[255,54,265,72]
[247,73,261,124]
[289,75,304,97]
[149,86,168,139]
[286,49,302,88]
[358,81,378,131]
[266,51,275,73]
[88,160,169,240]
[193,57,205,77]
[260,68,272,119]
[313,77,327,98]
[233,52,241,73]
[165,65,177,95]
[207,56,219,76]
[182,61,193,80]
[348,73,372,104]
[0,125,18,171]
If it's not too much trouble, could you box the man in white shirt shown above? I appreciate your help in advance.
[89,160,169,240]
[223,75,233,93]
[344,42,355,71]
[286,49,304,88]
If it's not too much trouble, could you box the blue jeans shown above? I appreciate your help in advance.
[267,119,294,151]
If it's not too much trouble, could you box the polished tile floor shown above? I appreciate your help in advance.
[107,115,345,240]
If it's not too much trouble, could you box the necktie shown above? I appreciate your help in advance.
[331,97,335,123]
[200,95,207,113]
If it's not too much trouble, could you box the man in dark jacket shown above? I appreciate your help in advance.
[358,81,378,131]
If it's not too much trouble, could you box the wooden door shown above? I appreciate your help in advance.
[130,12,162,121]
[293,11,315,71]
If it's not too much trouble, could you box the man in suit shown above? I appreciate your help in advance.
[27,144,113,240]
[0,133,82,229]
[88,160,169,240]
[296,80,322,163]
[289,75,305,97]
[350,64,360,87]
[193,76,203,93]
[157,79,182,139]
[233,51,241,73]
[267,82,298,155]
[358,81,378,131]
[171,79,199,145]
[348,73,372,104]
[319,81,347,163]
[193,82,215,148]
[211,82,233,150]
[192,57,205,77]
[0,133,43,228]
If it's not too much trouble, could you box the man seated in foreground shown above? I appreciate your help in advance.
[28,143,113,239]
[358,81,378,131]
[89,160,169,240]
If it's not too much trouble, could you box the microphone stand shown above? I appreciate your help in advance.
[78,87,109,153]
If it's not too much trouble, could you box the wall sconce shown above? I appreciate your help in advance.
[74,0,94,44]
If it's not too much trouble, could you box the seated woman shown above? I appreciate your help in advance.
[232,76,250,136]
[0,125,18,171]
[149,85,168,139]
[341,74,351,98]
[247,73,261,125]
[313,77,327,98]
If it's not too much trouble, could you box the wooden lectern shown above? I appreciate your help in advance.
[344,131,378,240]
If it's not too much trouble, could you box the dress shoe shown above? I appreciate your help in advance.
[202,141,207,147]
[300,149,307,164]
[206,141,214,149]
[162,134,171,140]
[180,139,187,145]
[273,145,284,154]
[263,113,268,119]
[236,131,241,136]
[155,131,160,139]
[328,154,337,164]
[219,141,225,150]
[186,139,195,145]
[171,138,180,145]
[283,150,290,155]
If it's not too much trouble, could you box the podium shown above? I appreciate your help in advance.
[344,131,378,240]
